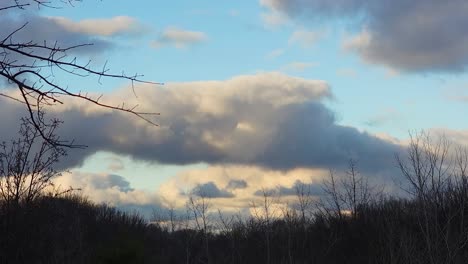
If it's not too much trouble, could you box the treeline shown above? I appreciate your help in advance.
[2,179,468,264]
[2,120,468,263]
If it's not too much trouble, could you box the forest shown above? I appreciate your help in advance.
[1,120,468,264]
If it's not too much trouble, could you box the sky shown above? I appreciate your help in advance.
[1,0,468,218]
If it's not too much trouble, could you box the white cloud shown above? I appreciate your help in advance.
[152,27,208,49]
[158,165,329,211]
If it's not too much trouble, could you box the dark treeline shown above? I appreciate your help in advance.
[2,180,468,264]
[2,120,468,263]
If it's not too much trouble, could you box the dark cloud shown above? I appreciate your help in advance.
[226,180,248,190]
[191,182,234,198]
[87,174,134,193]
[255,102,401,174]
[0,73,402,177]
[262,0,468,72]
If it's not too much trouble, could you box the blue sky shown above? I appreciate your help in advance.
[2,0,468,215]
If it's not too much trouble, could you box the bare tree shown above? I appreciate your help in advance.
[320,161,379,220]
[396,132,468,264]
[250,188,278,264]
[0,0,161,147]
[294,180,314,224]
[187,193,212,264]
[320,169,344,219]
[397,132,450,202]
[0,116,66,205]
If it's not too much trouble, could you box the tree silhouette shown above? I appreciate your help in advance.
[0,0,161,147]
[0,115,66,206]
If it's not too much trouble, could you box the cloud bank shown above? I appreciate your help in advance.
[0,72,401,177]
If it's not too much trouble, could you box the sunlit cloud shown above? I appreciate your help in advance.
[49,16,145,37]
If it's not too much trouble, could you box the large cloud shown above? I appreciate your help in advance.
[0,72,401,176]
[261,0,468,72]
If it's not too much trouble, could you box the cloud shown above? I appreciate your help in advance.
[49,16,145,37]
[53,171,165,219]
[0,13,111,56]
[158,165,329,211]
[261,0,468,72]
[151,27,207,49]
[190,182,234,198]
[0,72,401,177]
[106,157,126,172]
[226,180,248,190]
[428,129,468,147]
[54,172,160,206]
[254,180,324,197]
[288,30,324,48]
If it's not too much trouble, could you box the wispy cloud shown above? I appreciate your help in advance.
[266,48,285,59]
[151,27,208,49]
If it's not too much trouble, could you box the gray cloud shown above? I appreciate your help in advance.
[254,180,324,197]
[0,72,402,177]
[226,180,248,190]
[261,0,468,72]
[0,13,112,56]
[53,171,165,219]
[87,174,134,193]
[191,182,234,198]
